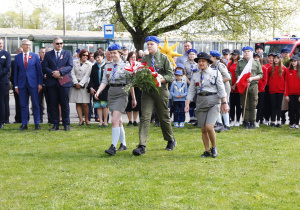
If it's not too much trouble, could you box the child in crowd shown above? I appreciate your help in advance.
[170,70,188,128]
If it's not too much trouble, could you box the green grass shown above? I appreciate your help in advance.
[0,123,299,209]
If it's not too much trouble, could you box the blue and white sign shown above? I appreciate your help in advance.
[104,24,114,39]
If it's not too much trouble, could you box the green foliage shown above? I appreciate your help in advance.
[0,123,299,208]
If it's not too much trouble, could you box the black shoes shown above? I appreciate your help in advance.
[211,147,218,158]
[224,125,230,131]
[201,151,211,158]
[249,123,255,129]
[35,124,41,130]
[0,124,4,129]
[19,125,28,131]
[166,139,176,151]
[276,124,282,128]
[270,123,276,127]
[127,121,132,126]
[132,145,146,156]
[154,122,160,127]
[133,121,138,126]
[117,143,127,151]
[105,144,116,155]
[64,125,70,131]
[49,125,59,131]
[243,122,250,129]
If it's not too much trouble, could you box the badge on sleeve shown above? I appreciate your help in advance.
[1,55,6,59]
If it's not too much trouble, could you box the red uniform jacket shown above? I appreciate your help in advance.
[285,68,300,96]
[268,65,286,94]
[227,61,239,93]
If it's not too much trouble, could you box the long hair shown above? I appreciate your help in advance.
[127,51,137,62]
[257,57,263,67]
[289,61,300,78]
[271,57,283,77]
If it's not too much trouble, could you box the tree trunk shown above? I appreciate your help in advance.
[132,32,146,52]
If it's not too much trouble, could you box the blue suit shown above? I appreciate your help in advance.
[14,52,43,125]
[42,49,73,126]
[0,50,11,124]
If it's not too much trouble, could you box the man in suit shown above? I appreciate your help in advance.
[42,37,73,131]
[11,47,23,123]
[0,38,11,129]
[38,47,46,123]
[14,39,43,130]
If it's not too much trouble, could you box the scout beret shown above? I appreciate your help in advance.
[242,46,253,52]
[231,49,240,55]
[210,50,221,57]
[290,55,299,61]
[145,36,160,43]
[108,44,122,51]
[187,49,197,54]
[222,49,230,55]
[281,48,290,53]
[76,49,81,53]
[176,63,184,69]
[174,70,183,75]
[122,46,128,50]
[194,52,213,64]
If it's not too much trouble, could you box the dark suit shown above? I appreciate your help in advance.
[14,52,43,125]
[42,49,73,126]
[0,50,11,124]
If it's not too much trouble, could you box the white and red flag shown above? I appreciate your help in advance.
[236,56,253,94]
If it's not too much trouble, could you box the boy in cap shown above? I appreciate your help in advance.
[255,44,268,65]
[170,70,188,128]
[235,46,263,129]
[281,48,290,67]
[222,49,230,65]
[132,36,176,156]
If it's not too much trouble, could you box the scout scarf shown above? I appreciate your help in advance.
[173,79,185,92]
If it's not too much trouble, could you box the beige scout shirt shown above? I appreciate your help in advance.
[101,59,128,85]
[187,67,227,101]
[184,60,197,80]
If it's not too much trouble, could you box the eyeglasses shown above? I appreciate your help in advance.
[82,54,89,57]
[55,42,63,45]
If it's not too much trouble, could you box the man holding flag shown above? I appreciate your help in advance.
[235,46,263,129]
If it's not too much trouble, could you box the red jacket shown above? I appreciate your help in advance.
[268,65,286,94]
[227,61,239,93]
[258,65,268,92]
[285,68,300,96]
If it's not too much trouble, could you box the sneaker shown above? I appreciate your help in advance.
[214,122,224,132]
[295,125,299,129]
[188,119,196,124]
[211,147,218,158]
[174,122,179,128]
[132,145,146,156]
[117,143,127,151]
[127,121,133,126]
[105,144,116,155]
[166,139,176,151]
[224,125,230,131]
[255,122,260,128]
[275,124,282,128]
[290,125,295,129]
[263,120,269,125]
[180,122,185,128]
[133,121,138,126]
[230,121,235,127]
[201,151,211,158]
[249,122,255,129]
[234,121,240,127]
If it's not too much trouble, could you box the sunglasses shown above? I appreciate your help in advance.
[82,54,89,57]
[55,42,63,45]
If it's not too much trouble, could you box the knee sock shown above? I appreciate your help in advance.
[222,113,230,127]
[216,114,223,124]
[112,127,120,147]
[119,126,126,146]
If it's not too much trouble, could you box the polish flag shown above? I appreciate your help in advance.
[236,57,253,94]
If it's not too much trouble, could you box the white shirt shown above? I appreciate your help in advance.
[55,50,62,58]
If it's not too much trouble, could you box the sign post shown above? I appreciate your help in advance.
[104,24,114,39]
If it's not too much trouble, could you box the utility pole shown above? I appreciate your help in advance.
[63,0,66,36]
[249,6,251,46]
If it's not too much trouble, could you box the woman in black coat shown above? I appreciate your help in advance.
[87,51,109,127]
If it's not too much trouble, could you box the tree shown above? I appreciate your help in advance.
[87,0,296,51]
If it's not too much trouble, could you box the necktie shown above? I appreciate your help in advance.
[111,64,117,82]
[56,52,60,62]
[152,55,155,70]
[24,53,28,68]
[200,72,204,92]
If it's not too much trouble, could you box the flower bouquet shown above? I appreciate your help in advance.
[123,61,162,94]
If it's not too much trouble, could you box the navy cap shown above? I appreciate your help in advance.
[76,49,81,53]
[281,48,290,53]
[268,52,275,57]
[174,70,183,75]
[253,52,262,58]
[187,49,197,54]
[222,49,230,55]
[176,63,184,69]
[108,44,122,51]
[194,52,213,64]
[231,49,240,55]
[145,36,160,43]
[122,46,128,50]
[290,55,299,61]
[210,50,221,57]
[242,46,253,52]
[274,53,282,58]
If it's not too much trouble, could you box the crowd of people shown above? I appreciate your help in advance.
[0,36,299,158]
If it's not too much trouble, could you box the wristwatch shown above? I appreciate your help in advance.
[221,101,227,104]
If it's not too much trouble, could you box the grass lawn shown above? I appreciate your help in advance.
[0,123,299,209]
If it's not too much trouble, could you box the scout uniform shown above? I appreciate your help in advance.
[184,49,198,81]
[235,47,263,127]
[102,58,128,112]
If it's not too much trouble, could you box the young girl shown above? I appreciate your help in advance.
[268,53,286,128]
[95,44,137,155]
[254,53,268,127]
[170,70,188,128]
[285,55,300,129]
[228,49,241,126]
